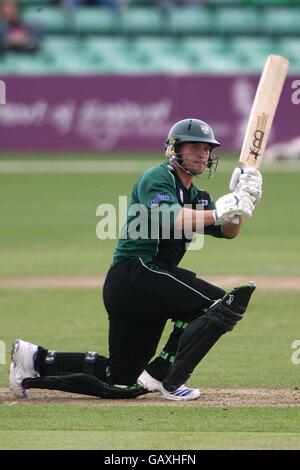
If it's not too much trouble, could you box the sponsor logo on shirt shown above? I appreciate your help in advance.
[149,193,172,209]
[198,198,209,206]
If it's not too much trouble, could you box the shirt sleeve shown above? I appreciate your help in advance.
[137,167,182,229]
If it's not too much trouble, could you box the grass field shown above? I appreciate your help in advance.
[0,154,299,450]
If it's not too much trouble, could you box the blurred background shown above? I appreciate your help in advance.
[0,0,299,281]
[0,0,299,279]
[1,1,300,426]
[0,0,299,152]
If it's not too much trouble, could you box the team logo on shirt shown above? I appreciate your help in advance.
[149,193,172,209]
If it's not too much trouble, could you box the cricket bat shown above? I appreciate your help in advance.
[239,55,289,169]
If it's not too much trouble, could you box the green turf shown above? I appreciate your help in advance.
[2,430,300,450]
[0,404,300,449]
[1,289,300,389]
[0,155,299,450]
[0,407,299,449]
[0,157,299,276]
[3,405,300,432]
[0,152,163,161]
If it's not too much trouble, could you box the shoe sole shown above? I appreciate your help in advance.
[138,374,201,400]
[9,339,28,398]
[161,390,201,401]
[139,381,200,400]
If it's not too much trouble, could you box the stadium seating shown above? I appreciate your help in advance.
[213,7,260,35]
[227,37,275,56]
[22,7,68,33]
[248,1,298,5]
[167,8,213,35]
[1,2,299,74]
[279,38,300,69]
[18,0,52,4]
[180,37,226,55]
[73,7,116,34]
[120,8,163,34]
[263,8,300,35]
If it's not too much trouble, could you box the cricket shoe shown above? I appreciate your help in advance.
[137,370,163,392]
[138,370,201,401]
[9,339,39,398]
[160,385,201,401]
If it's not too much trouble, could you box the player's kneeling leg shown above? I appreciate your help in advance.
[22,351,147,399]
[162,282,256,392]
[22,373,147,399]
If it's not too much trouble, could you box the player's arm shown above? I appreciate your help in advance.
[174,207,243,236]
[220,216,243,239]
[174,191,252,234]
[174,207,216,231]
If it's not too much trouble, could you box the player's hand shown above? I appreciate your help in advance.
[213,192,254,225]
[230,167,263,206]
[217,214,241,226]
[213,193,240,225]
[235,192,255,218]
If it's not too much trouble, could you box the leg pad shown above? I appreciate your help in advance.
[23,373,148,399]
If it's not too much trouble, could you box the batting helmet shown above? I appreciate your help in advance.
[165,118,221,178]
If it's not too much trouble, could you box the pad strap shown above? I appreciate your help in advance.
[44,350,58,375]
[83,351,98,375]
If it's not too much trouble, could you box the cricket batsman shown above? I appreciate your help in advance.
[10,118,262,401]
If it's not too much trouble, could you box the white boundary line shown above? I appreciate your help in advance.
[0,160,299,174]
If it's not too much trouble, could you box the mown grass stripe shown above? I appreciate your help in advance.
[0,160,299,174]
[0,430,299,450]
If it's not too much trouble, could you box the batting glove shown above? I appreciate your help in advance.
[213,192,255,225]
[213,193,241,225]
[230,167,263,206]
[235,192,255,218]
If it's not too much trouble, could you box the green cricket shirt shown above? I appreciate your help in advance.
[112,161,226,269]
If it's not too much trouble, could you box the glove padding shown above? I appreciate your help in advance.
[213,192,254,225]
[230,167,262,206]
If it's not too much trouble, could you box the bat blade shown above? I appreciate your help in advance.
[239,55,289,169]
